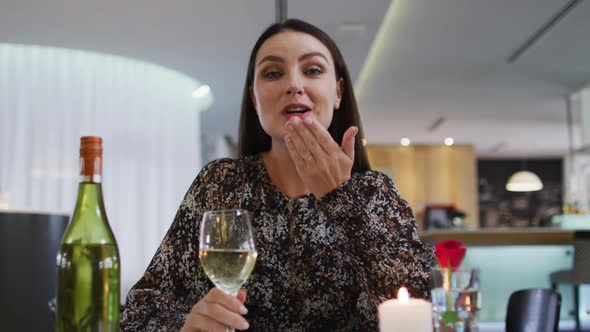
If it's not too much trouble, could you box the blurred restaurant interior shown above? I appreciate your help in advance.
[1,0,590,331]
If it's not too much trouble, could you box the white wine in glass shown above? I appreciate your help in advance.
[199,209,257,298]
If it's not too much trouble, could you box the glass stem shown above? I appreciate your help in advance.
[227,290,238,332]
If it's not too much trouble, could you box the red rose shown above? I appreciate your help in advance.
[435,239,466,271]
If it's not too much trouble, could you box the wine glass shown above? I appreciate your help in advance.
[199,208,257,300]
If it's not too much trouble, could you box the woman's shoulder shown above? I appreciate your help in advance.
[352,169,395,187]
[198,157,239,179]
[349,169,405,199]
[198,155,259,180]
[202,157,238,170]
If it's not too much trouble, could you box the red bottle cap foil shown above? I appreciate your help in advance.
[79,136,103,180]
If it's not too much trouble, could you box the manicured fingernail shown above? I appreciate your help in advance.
[241,320,250,330]
[240,304,248,315]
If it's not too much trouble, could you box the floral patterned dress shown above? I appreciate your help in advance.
[121,154,434,331]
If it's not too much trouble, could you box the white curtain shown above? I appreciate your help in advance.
[0,44,209,298]
[566,87,590,211]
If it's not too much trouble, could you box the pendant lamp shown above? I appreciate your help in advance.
[506,170,543,192]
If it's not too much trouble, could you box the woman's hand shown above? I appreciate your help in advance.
[284,116,358,199]
[181,288,249,332]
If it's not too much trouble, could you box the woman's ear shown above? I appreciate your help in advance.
[335,78,343,110]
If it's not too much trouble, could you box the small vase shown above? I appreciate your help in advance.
[430,268,481,332]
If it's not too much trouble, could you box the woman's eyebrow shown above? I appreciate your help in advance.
[257,55,284,66]
[257,52,328,67]
[298,52,328,63]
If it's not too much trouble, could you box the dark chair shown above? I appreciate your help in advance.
[0,211,69,332]
[550,231,590,332]
[506,288,561,332]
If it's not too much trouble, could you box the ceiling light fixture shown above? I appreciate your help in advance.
[444,137,454,146]
[400,138,410,146]
[506,170,543,192]
[192,85,211,99]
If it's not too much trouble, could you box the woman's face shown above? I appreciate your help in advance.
[251,30,342,140]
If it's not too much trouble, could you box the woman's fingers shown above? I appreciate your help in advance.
[237,289,247,304]
[197,288,249,330]
[182,288,250,332]
[205,288,248,315]
[285,135,306,170]
[341,126,358,160]
[283,116,355,199]
[285,122,314,163]
[302,117,340,155]
[196,300,250,330]
[185,313,233,332]
[288,118,326,159]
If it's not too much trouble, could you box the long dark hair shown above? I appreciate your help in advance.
[238,18,370,174]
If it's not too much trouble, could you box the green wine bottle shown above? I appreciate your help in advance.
[56,136,120,332]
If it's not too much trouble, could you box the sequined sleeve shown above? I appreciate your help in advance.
[318,170,435,329]
[120,159,240,331]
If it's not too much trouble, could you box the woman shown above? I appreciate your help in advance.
[121,19,434,331]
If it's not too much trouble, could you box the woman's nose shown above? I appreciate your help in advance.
[285,75,304,95]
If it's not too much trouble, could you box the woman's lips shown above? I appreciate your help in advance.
[283,109,312,119]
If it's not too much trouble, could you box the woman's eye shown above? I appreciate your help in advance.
[263,71,282,79]
[304,67,323,76]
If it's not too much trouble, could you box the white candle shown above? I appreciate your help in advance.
[378,287,433,332]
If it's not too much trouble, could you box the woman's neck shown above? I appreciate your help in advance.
[262,140,311,199]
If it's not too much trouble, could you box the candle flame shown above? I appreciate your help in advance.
[397,287,410,304]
